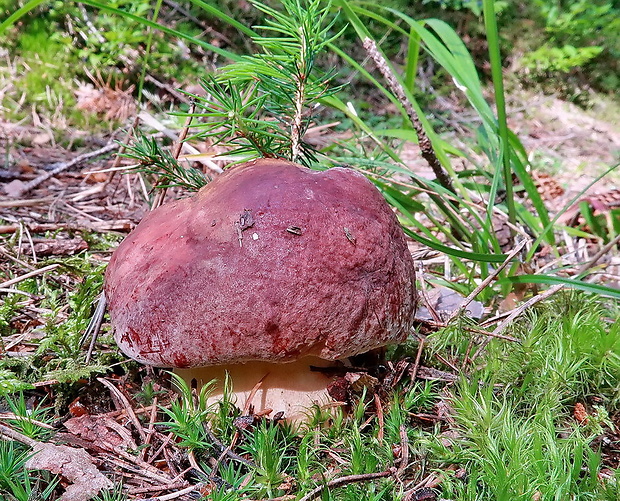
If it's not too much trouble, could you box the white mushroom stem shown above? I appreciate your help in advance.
[175,356,340,422]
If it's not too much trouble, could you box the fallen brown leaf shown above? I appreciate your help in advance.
[25,442,113,501]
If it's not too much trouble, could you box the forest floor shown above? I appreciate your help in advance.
[1,84,620,500]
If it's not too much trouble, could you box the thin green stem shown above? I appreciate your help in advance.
[137,0,164,102]
[483,0,515,229]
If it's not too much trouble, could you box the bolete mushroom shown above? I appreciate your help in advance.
[105,158,416,420]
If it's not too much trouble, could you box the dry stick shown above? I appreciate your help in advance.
[100,453,173,485]
[97,377,147,443]
[470,284,565,363]
[148,432,175,465]
[297,469,396,501]
[142,483,205,501]
[150,100,196,210]
[127,482,189,495]
[374,393,385,443]
[576,232,620,276]
[0,288,35,297]
[396,425,410,478]
[0,413,55,429]
[462,325,519,343]
[418,273,444,325]
[409,337,425,386]
[19,223,37,264]
[0,221,133,235]
[16,142,119,196]
[447,238,529,324]
[140,396,159,462]
[461,337,475,370]
[104,115,141,186]
[202,421,257,469]
[0,197,55,208]
[0,263,60,289]
[422,320,520,343]
[145,74,192,105]
[362,37,455,195]
[0,245,35,269]
[82,293,108,363]
[0,422,38,447]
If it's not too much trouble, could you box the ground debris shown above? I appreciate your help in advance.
[25,442,114,501]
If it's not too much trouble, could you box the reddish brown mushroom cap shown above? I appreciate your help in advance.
[105,158,416,368]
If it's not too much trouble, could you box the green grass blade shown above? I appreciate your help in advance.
[404,27,420,94]
[137,0,164,102]
[78,0,243,61]
[185,0,258,38]
[402,227,509,263]
[0,0,48,34]
[333,1,459,180]
[483,0,515,228]
[498,275,620,300]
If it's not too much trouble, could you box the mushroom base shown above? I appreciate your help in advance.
[175,356,340,422]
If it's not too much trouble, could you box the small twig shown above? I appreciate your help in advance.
[104,114,140,186]
[0,197,55,208]
[362,37,454,195]
[148,431,175,465]
[461,325,519,343]
[15,142,119,196]
[0,288,36,297]
[127,482,189,495]
[0,264,60,289]
[576,232,620,276]
[0,413,55,430]
[408,338,425,386]
[142,483,205,501]
[374,393,385,443]
[461,337,475,370]
[0,221,133,235]
[396,424,410,478]
[81,293,107,363]
[0,422,38,447]
[140,396,159,462]
[97,377,147,443]
[151,100,196,210]
[102,446,173,484]
[0,245,35,269]
[297,469,396,501]
[423,320,520,342]
[146,74,192,105]
[447,239,528,324]
[203,421,257,469]
[471,284,564,362]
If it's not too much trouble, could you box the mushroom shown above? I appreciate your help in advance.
[105,158,416,420]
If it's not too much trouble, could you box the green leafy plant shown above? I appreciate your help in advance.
[0,441,58,501]
[123,132,208,191]
[3,392,54,440]
[189,0,343,165]
[428,292,620,499]
[158,372,215,450]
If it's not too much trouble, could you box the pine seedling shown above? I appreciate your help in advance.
[190,0,343,166]
[123,132,208,192]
